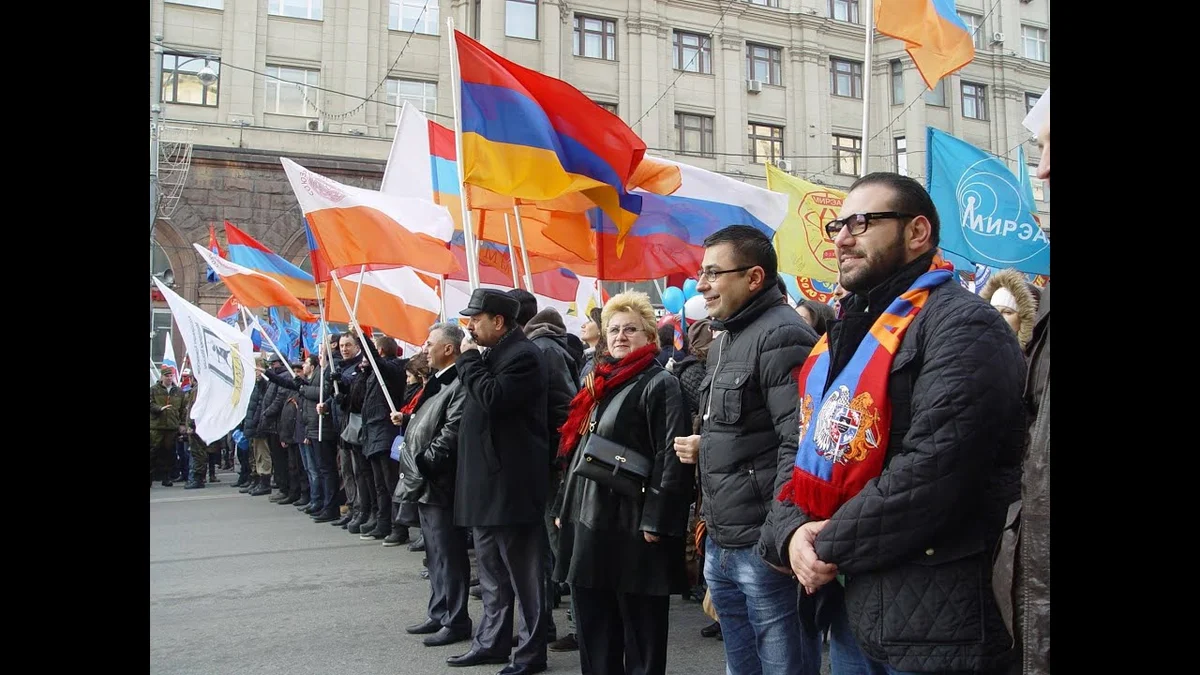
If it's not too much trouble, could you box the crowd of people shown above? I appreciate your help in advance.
[150,139,1051,674]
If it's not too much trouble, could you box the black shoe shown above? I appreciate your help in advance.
[446,650,508,668]
[382,532,408,547]
[405,619,441,635]
[161,480,174,487]
[333,512,353,527]
[184,480,205,490]
[548,633,578,652]
[278,494,299,506]
[248,484,271,496]
[407,534,425,551]
[424,627,470,647]
[497,663,547,675]
[231,476,247,488]
[313,509,340,523]
[700,621,721,638]
[293,501,310,510]
[358,516,378,535]
[360,520,391,540]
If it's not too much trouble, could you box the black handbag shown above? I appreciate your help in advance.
[576,432,652,497]
[340,412,364,445]
[572,371,654,497]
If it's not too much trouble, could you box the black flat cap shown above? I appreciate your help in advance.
[459,288,520,320]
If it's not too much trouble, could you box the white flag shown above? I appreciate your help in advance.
[150,358,158,387]
[154,279,256,444]
[162,331,178,378]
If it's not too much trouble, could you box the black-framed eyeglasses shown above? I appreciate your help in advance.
[696,266,754,283]
[824,211,916,239]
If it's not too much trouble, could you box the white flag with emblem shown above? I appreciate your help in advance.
[154,279,256,443]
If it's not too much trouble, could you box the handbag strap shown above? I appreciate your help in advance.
[590,369,657,439]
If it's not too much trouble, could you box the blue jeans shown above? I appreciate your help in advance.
[704,538,821,675]
[300,441,321,508]
[828,589,922,675]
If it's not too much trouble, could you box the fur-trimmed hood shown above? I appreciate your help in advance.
[980,268,1037,348]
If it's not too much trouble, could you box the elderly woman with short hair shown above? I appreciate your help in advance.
[554,291,692,675]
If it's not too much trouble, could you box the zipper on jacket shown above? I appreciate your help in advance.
[703,333,727,423]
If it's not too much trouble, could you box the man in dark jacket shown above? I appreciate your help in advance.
[448,289,550,674]
[321,333,365,528]
[673,224,820,675]
[150,367,185,487]
[397,321,472,648]
[511,291,577,633]
[770,173,1026,674]
[258,355,291,500]
[357,335,410,542]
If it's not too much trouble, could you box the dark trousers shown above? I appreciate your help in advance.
[236,443,251,478]
[317,438,340,513]
[149,430,178,482]
[471,524,549,666]
[367,453,394,527]
[573,586,670,675]
[350,444,373,516]
[287,444,305,498]
[268,433,288,493]
[419,503,472,632]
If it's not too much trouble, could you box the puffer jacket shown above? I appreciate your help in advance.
[525,308,579,460]
[299,367,333,442]
[669,355,706,431]
[256,365,289,436]
[766,252,1027,673]
[698,284,818,561]
[278,382,305,446]
[395,368,464,507]
[242,379,267,437]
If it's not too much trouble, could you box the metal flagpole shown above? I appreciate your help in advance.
[859,0,874,176]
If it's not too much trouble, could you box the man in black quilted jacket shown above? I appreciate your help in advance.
[767,173,1026,674]
[674,224,820,675]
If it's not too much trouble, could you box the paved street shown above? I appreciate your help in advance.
[150,472,739,675]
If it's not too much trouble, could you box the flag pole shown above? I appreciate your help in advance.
[351,264,366,317]
[448,17,480,290]
[242,307,290,374]
[314,282,327,440]
[511,203,536,292]
[503,213,521,288]
[329,269,398,413]
[859,0,874,176]
[439,276,447,322]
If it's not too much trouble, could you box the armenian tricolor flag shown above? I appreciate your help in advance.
[224,221,317,300]
[454,30,647,255]
[875,0,975,89]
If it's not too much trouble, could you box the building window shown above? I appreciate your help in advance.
[958,11,984,50]
[161,53,220,107]
[166,0,223,8]
[747,44,782,85]
[1025,93,1040,113]
[830,58,863,99]
[1028,165,1046,202]
[890,60,904,105]
[265,65,320,116]
[506,0,538,39]
[268,0,322,20]
[673,31,712,74]
[593,101,619,115]
[676,113,715,157]
[389,0,439,35]
[749,124,784,165]
[1022,25,1048,61]
[894,137,908,176]
[925,78,947,107]
[830,0,860,23]
[574,15,617,60]
[745,0,781,6]
[961,82,987,120]
[833,135,862,176]
[387,79,438,116]
[470,0,481,38]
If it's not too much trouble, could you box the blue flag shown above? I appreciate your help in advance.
[267,308,302,363]
[301,320,324,357]
[926,127,1050,275]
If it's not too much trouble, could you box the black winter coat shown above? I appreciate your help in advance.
[698,285,818,560]
[359,340,408,458]
[455,329,549,528]
[257,365,289,436]
[526,323,579,461]
[242,379,267,437]
[395,367,464,507]
[299,367,333,442]
[765,252,1026,673]
[326,352,363,433]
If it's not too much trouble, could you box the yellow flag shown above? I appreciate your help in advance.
[766,164,844,283]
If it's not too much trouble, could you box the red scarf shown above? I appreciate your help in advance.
[400,384,424,416]
[558,343,659,458]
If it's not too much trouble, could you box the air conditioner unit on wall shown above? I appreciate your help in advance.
[991,32,1005,44]
[747,79,763,94]
[306,119,324,132]
[776,159,793,172]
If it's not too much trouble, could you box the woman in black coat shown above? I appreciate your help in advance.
[554,292,692,675]
[356,335,409,541]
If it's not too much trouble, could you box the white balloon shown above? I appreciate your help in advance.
[684,294,708,321]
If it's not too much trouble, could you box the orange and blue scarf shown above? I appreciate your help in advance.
[778,256,954,519]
